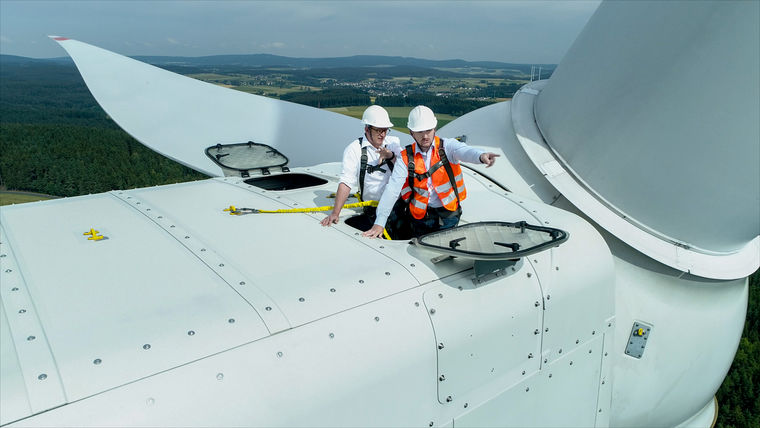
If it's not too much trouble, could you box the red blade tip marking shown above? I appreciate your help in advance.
[53,37,69,41]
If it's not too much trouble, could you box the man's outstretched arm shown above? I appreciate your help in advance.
[321,182,351,226]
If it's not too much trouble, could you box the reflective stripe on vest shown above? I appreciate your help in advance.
[400,136,467,219]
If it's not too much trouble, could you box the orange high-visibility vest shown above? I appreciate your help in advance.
[400,136,467,220]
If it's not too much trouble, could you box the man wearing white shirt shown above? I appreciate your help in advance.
[363,105,499,238]
[321,105,401,230]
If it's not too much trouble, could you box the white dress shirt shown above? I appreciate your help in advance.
[373,137,484,227]
[338,135,401,202]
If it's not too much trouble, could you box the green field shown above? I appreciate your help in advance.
[325,106,456,131]
[0,192,55,206]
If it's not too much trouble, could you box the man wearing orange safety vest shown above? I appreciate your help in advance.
[363,105,499,238]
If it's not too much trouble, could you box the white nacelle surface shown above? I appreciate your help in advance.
[0,167,615,427]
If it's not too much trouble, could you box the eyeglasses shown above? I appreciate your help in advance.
[369,126,390,135]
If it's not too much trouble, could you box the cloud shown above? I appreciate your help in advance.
[261,41,285,49]
[166,37,180,45]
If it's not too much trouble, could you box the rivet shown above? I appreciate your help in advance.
[415,302,420,307]
[18,309,26,314]
[599,409,602,413]
[146,398,155,406]
[439,375,445,381]
[592,330,596,335]
[93,358,102,365]
[438,343,445,350]
[410,263,416,267]
[525,387,530,392]
[527,272,532,278]
[358,280,364,284]
[602,380,605,385]
[136,202,141,205]
[559,348,563,354]
[545,328,549,332]
[576,339,579,344]
[157,216,163,219]
[429,422,434,427]
[534,301,540,307]
[143,344,151,350]
[438,293,443,299]
[219,263,225,267]
[544,221,549,224]
[277,351,283,358]
[186,236,193,240]
[533,259,538,263]
[330,288,336,292]
[570,361,573,365]
[430,308,436,315]
[216,373,224,381]
[589,349,592,353]
[228,318,235,324]
[379,246,384,249]
[146,208,151,211]
[299,297,305,302]
[5,269,11,273]
[374,316,380,322]
[544,358,548,363]
[534,329,539,335]
[38,374,47,380]
[239,281,245,285]
[546,295,550,300]
[464,403,468,408]
[265,306,272,311]
[0,254,5,257]
[11,287,18,291]
[528,353,533,359]
[446,396,452,402]
[385,272,390,276]
[27,335,35,341]
[555,266,559,270]
[522,370,526,375]
[329,333,335,339]
[549,373,553,378]
[170,225,175,228]
[200,248,206,252]
[604,352,608,356]
[188,330,195,336]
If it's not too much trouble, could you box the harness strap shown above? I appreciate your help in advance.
[358,137,366,202]
[438,138,461,206]
[406,144,415,209]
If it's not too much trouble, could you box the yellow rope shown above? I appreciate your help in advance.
[223,201,391,239]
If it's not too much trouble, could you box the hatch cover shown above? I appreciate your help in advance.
[411,221,568,260]
[206,141,289,176]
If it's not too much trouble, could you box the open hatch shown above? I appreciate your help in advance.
[412,221,568,283]
[206,141,290,177]
[412,221,568,260]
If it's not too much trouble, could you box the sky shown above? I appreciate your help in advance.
[0,1,600,64]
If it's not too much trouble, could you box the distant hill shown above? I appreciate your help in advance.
[1,53,553,73]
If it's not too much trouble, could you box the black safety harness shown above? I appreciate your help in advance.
[357,137,394,202]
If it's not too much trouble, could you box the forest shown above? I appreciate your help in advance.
[0,57,758,428]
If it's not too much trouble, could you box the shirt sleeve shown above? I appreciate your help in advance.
[338,141,361,191]
[373,150,409,227]
[443,138,484,164]
[384,136,403,157]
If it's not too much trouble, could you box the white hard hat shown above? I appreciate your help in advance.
[407,105,437,132]
[362,105,394,128]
